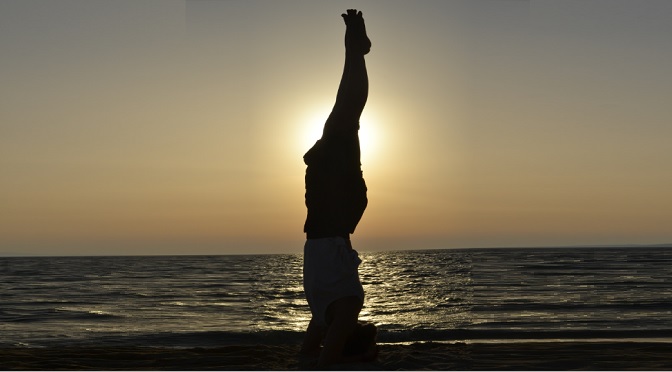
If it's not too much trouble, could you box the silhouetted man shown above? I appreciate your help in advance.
[300,9,375,367]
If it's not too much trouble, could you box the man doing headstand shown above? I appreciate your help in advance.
[300,9,374,367]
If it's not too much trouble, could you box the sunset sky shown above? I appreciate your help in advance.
[2,0,671,256]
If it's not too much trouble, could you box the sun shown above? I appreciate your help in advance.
[298,108,381,166]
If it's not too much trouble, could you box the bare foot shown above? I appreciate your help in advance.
[341,9,371,55]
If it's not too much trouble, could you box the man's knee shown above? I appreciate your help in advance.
[323,114,360,136]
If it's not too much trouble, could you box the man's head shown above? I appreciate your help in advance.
[342,321,377,357]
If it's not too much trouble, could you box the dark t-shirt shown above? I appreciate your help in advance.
[303,132,368,238]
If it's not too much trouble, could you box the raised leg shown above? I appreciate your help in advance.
[323,9,371,136]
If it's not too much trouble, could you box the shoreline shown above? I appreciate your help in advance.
[2,341,671,370]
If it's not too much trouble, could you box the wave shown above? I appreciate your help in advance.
[377,328,672,343]
[1,307,124,324]
[49,307,124,321]
[471,300,672,312]
[7,328,671,349]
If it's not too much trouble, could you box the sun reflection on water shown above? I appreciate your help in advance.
[258,250,473,334]
[356,251,473,332]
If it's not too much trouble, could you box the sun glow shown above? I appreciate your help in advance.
[299,109,381,166]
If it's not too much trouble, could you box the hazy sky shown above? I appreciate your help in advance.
[2,0,671,255]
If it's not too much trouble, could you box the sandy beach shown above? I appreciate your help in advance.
[2,341,671,370]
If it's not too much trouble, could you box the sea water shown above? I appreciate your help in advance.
[1,247,671,348]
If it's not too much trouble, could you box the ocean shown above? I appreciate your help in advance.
[1,247,671,348]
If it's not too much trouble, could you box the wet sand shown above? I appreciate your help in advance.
[1,341,671,370]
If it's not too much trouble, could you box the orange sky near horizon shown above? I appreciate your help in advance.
[2,0,672,256]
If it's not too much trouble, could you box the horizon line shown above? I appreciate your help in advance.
[2,243,671,258]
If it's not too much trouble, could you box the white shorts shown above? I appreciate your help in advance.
[303,237,365,327]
